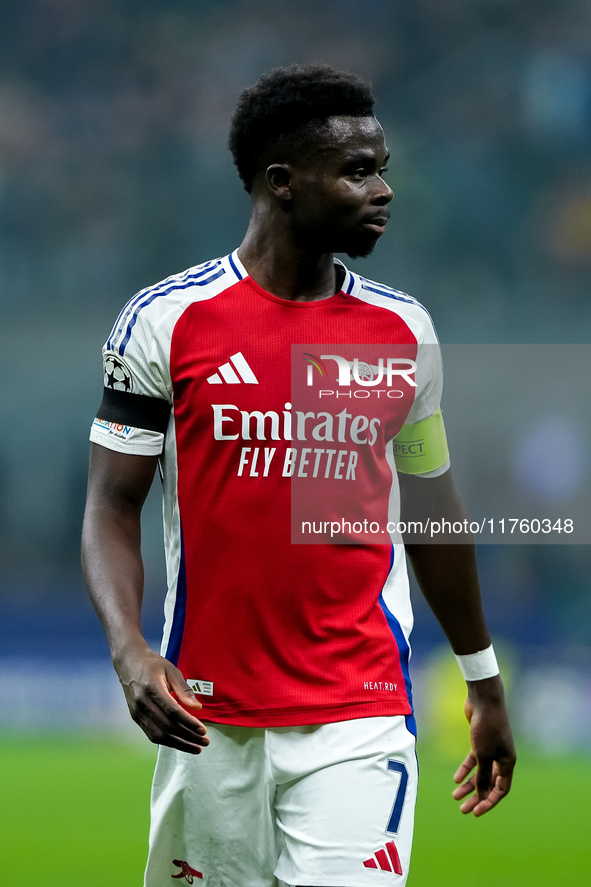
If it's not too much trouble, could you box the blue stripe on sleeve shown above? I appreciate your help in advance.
[361,283,416,305]
[117,267,226,356]
[107,261,221,352]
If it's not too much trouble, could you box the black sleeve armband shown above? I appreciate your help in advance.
[96,387,171,434]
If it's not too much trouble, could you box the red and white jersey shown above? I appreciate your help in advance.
[90,251,446,728]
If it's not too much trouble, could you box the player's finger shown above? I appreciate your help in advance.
[145,682,208,732]
[453,750,477,784]
[135,693,209,744]
[167,673,204,710]
[452,776,475,801]
[156,688,206,725]
[459,794,481,814]
[159,699,209,737]
[137,714,210,752]
[472,778,511,816]
[134,709,209,754]
[156,734,208,755]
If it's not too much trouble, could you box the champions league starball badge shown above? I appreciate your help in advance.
[103,354,133,392]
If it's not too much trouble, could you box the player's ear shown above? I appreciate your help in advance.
[265,163,293,202]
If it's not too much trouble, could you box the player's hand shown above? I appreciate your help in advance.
[114,643,209,755]
[452,676,516,816]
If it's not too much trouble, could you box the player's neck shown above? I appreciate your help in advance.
[238,220,341,302]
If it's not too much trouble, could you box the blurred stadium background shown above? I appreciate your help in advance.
[1,1,590,884]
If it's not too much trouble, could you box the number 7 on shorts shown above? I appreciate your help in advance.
[385,760,408,834]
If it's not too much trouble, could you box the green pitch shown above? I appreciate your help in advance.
[0,736,155,887]
[412,744,591,886]
[0,735,589,886]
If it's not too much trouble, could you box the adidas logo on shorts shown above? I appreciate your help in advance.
[363,839,403,875]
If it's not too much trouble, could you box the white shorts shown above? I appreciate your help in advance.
[145,715,417,887]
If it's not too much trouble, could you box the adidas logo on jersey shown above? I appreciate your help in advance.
[363,840,403,875]
[207,352,258,385]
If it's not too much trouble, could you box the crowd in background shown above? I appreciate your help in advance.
[2,0,590,325]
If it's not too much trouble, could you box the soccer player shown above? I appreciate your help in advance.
[82,64,515,887]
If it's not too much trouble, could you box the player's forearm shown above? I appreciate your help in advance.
[82,504,151,664]
[399,469,492,654]
[405,541,491,654]
[83,501,209,753]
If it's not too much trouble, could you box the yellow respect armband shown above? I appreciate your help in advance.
[393,408,449,475]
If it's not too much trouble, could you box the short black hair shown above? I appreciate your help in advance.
[228,64,375,192]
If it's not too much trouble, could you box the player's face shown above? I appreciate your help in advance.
[289,116,393,259]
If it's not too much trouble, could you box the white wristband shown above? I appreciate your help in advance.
[455,645,499,681]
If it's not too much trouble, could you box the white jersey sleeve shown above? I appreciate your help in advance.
[89,293,172,456]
